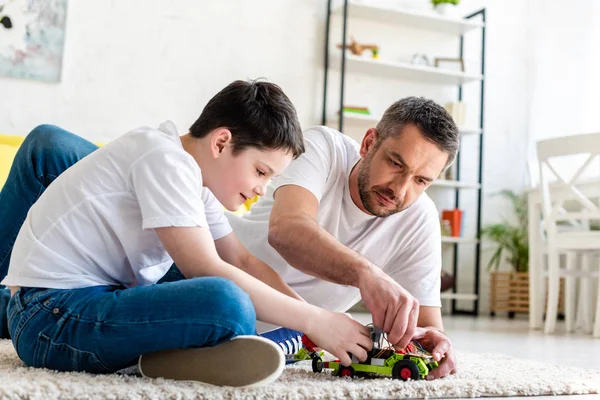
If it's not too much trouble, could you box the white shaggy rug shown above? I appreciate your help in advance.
[1,339,599,399]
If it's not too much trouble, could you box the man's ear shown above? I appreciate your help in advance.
[210,128,233,158]
[360,128,378,158]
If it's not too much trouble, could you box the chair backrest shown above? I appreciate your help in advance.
[536,132,600,237]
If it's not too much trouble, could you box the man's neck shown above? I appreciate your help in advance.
[348,160,370,215]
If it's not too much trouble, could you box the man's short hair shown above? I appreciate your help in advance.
[376,97,459,167]
[190,79,305,158]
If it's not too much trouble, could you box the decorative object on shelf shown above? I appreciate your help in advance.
[410,53,431,66]
[441,209,463,237]
[431,0,460,16]
[340,106,371,116]
[444,101,466,127]
[337,37,380,59]
[440,270,455,292]
[440,219,452,237]
[434,57,465,72]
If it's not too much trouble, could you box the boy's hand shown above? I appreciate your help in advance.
[411,327,457,380]
[359,267,419,349]
[304,311,372,366]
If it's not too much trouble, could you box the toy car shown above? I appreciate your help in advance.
[304,325,439,381]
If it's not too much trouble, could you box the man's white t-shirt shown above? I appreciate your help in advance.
[2,121,232,289]
[227,126,442,316]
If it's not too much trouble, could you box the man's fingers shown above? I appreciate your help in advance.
[411,326,428,341]
[382,305,395,335]
[431,337,451,362]
[387,305,408,345]
[396,304,419,349]
[426,354,456,380]
[371,306,385,330]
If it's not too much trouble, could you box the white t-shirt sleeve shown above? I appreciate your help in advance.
[387,202,442,307]
[129,149,209,230]
[271,128,334,202]
[201,188,233,240]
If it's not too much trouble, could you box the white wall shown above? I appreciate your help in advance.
[0,0,326,141]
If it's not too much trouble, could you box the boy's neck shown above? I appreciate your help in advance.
[180,133,211,175]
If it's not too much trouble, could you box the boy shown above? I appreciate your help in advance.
[1,80,371,387]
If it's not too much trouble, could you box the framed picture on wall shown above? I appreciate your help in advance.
[0,0,68,82]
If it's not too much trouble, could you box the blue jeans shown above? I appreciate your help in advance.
[0,125,301,369]
[0,125,98,339]
[8,279,256,372]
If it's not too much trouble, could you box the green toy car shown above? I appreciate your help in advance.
[308,325,439,381]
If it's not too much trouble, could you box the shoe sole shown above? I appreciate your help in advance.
[138,335,285,388]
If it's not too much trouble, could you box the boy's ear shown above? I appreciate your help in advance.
[210,128,233,158]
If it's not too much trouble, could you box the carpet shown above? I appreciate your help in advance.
[1,339,599,399]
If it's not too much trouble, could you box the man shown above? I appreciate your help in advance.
[227,96,459,379]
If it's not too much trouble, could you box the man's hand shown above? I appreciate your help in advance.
[359,266,419,349]
[411,326,457,380]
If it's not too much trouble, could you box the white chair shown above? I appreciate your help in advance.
[536,132,600,335]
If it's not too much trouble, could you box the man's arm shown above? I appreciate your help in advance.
[214,232,305,302]
[268,185,419,348]
[155,225,372,366]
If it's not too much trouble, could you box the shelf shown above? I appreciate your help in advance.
[441,292,479,301]
[431,179,480,189]
[442,236,480,244]
[331,2,484,35]
[329,113,482,136]
[336,54,483,85]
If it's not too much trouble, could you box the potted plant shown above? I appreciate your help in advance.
[480,190,532,317]
[431,0,460,16]
[480,190,529,273]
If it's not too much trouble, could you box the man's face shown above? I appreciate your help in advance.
[356,124,449,217]
[211,145,293,212]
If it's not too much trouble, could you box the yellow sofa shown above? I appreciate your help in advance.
[0,134,25,191]
[0,133,257,212]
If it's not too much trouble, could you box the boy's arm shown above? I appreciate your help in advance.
[214,232,305,302]
[155,225,372,366]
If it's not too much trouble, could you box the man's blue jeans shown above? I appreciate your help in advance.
[0,125,301,370]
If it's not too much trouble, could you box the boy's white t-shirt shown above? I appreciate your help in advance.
[2,121,232,289]
[227,126,442,316]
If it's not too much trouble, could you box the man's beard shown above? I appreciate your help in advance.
[357,158,407,218]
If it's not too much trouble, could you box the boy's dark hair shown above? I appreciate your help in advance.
[376,96,459,168]
[189,79,304,158]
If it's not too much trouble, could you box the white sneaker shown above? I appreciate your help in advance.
[138,335,285,388]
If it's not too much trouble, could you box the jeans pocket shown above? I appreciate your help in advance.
[33,333,112,374]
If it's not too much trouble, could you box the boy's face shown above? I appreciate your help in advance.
[212,145,293,211]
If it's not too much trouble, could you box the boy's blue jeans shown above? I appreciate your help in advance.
[0,125,301,372]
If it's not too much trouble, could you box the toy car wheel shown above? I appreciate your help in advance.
[392,360,420,381]
[338,365,355,378]
[312,356,323,373]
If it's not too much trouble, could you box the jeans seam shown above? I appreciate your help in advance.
[75,315,250,334]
